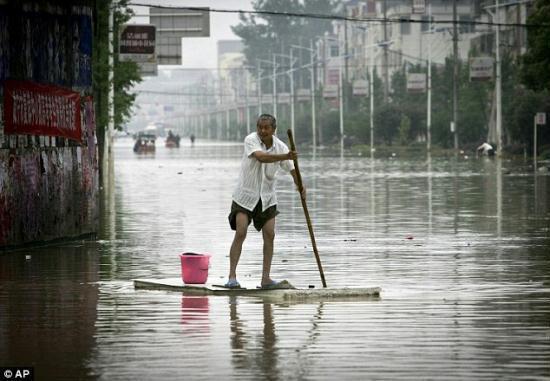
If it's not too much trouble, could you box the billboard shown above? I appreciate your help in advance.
[150,7,210,65]
[119,24,157,76]
[4,80,82,141]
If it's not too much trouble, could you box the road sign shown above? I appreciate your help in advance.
[535,112,546,125]
[119,24,157,76]
[407,73,426,92]
[150,7,210,65]
[296,88,311,101]
[352,79,368,96]
[470,57,494,81]
[323,84,338,99]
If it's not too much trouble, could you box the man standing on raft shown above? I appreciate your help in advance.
[226,114,306,289]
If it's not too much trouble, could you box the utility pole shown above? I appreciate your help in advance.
[226,107,230,140]
[245,69,250,134]
[383,0,389,102]
[289,49,295,138]
[310,40,317,152]
[102,3,115,187]
[344,20,349,82]
[339,53,344,154]
[272,53,277,117]
[495,0,502,155]
[427,1,432,153]
[452,0,459,150]
[257,62,262,115]
[292,42,317,151]
[370,51,375,159]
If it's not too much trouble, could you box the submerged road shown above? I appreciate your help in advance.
[1,137,549,380]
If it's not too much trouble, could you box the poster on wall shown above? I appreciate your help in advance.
[72,6,93,87]
[0,10,9,85]
[3,80,82,141]
[1,5,92,88]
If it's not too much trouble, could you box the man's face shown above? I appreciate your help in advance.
[257,120,276,142]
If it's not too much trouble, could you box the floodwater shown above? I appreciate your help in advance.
[1,137,549,380]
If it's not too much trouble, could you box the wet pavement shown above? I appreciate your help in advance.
[1,137,549,380]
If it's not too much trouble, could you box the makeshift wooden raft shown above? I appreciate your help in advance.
[134,278,381,301]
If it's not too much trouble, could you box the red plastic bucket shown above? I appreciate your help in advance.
[180,253,211,284]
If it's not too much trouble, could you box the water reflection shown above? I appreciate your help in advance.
[229,297,279,378]
[181,296,209,334]
[228,297,327,379]
[0,245,99,380]
[496,157,502,240]
[427,152,433,237]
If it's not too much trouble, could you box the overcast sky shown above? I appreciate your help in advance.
[130,0,254,69]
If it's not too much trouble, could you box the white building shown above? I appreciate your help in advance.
[328,0,533,95]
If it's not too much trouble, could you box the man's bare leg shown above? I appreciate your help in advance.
[228,212,249,281]
[261,217,276,286]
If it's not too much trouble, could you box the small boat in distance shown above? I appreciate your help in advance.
[133,132,156,153]
[165,130,180,148]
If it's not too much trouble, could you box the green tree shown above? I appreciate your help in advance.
[232,0,336,98]
[521,0,550,92]
[390,65,427,143]
[457,62,490,147]
[508,88,550,153]
[94,0,141,169]
[399,115,411,145]
[233,0,336,63]
[375,103,401,145]
[430,57,464,148]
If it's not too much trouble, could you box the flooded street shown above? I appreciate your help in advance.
[1,137,549,380]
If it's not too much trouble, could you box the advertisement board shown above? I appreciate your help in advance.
[119,24,157,76]
[4,80,82,141]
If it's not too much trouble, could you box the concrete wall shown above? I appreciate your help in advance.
[0,1,98,248]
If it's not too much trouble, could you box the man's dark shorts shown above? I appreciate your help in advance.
[228,200,279,231]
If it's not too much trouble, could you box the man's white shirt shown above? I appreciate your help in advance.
[232,132,294,212]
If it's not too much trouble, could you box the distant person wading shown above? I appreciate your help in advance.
[225,114,305,289]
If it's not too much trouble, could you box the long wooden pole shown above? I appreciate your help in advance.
[287,129,327,288]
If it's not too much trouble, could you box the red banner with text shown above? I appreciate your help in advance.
[3,80,82,142]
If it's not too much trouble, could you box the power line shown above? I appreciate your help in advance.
[129,3,549,29]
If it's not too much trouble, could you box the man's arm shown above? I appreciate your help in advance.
[251,150,297,163]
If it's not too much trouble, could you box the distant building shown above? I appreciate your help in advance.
[320,0,532,99]
[217,40,246,106]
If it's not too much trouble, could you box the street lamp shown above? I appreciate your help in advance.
[274,52,298,137]
[323,35,345,154]
[484,0,513,156]
[291,41,318,151]
[256,58,278,116]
